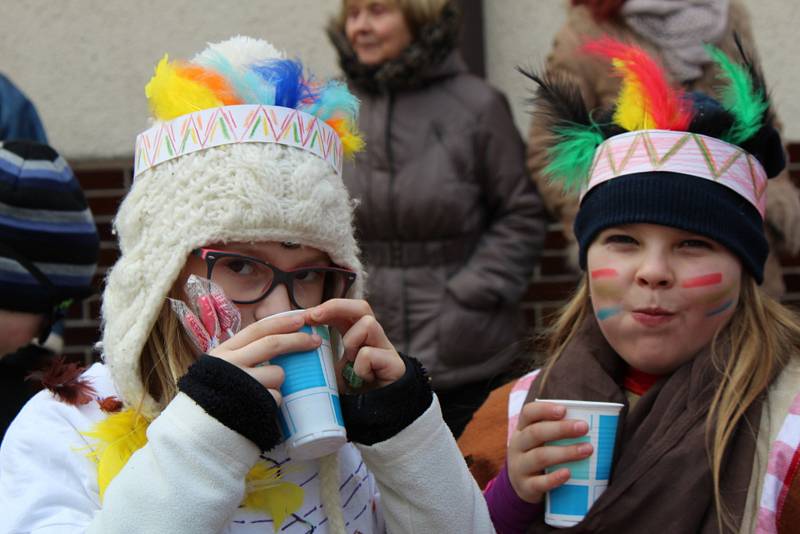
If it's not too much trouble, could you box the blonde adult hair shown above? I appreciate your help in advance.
[540,275,800,531]
[338,0,450,33]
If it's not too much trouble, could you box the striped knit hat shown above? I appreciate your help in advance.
[0,141,99,313]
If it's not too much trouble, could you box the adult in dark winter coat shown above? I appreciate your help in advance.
[330,0,547,437]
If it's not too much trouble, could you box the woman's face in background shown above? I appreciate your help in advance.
[345,0,413,65]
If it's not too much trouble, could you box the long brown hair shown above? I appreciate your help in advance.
[540,275,800,530]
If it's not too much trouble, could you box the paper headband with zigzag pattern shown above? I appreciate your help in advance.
[134,105,343,177]
[585,130,767,217]
[133,37,364,178]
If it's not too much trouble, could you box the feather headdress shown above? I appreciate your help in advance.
[524,36,779,194]
[518,67,604,193]
[144,38,363,158]
[704,35,771,145]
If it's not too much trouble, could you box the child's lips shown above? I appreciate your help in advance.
[631,307,676,327]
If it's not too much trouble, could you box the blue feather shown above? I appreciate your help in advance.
[304,81,359,121]
[251,59,315,109]
[195,49,275,105]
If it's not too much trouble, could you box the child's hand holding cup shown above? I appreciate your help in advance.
[258,308,348,460]
[213,300,405,461]
[508,399,623,528]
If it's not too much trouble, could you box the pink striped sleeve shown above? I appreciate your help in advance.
[507,370,540,444]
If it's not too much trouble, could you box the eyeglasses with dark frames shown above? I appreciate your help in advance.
[191,248,357,309]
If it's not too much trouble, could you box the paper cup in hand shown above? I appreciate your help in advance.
[537,399,623,528]
[264,309,346,460]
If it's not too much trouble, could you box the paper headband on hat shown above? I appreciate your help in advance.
[585,129,768,217]
[134,104,344,177]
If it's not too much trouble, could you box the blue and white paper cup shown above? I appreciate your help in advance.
[267,310,347,460]
[538,399,623,528]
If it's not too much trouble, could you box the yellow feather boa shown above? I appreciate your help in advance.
[83,409,304,532]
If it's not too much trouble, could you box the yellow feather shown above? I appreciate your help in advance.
[82,409,150,499]
[341,131,366,158]
[325,118,365,158]
[145,54,225,121]
[612,59,655,131]
[243,461,305,532]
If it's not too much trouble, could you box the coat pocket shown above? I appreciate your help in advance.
[437,290,517,366]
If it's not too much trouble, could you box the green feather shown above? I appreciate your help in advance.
[705,44,768,144]
[544,125,604,193]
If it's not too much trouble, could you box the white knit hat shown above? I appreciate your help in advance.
[102,37,365,417]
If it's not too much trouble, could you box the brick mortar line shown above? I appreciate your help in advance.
[84,189,128,198]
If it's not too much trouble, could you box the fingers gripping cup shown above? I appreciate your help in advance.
[267,310,347,460]
[537,399,623,528]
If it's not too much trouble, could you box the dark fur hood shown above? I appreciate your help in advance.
[327,2,462,94]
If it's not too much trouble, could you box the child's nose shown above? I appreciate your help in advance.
[253,284,294,321]
[635,252,674,289]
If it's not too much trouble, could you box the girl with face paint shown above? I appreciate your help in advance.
[478,39,800,533]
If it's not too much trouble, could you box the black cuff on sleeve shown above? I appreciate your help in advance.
[340,354,433,445]
[177,354,282,452]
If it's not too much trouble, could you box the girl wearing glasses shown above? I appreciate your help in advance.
[0,37,492,533]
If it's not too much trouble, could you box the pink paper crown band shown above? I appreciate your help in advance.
[134,104,344,178]
[583,130,768,218]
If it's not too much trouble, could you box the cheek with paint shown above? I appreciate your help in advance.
[680,272,735,317]
[590,268,623,321]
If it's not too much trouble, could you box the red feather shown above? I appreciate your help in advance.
[26,356,96,406]
[583,37,692,131]
[97,396,124,413]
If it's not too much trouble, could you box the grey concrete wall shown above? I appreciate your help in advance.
[1,0,798,162]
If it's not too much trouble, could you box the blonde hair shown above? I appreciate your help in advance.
[339,0,450,33]
[540,275,800,531]
[139,290,197,410]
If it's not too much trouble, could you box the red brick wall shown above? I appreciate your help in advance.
[63,144,800,363]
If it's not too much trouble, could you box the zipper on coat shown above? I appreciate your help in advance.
[383,92,411,354]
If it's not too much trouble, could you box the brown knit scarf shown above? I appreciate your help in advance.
[524,315,764,533]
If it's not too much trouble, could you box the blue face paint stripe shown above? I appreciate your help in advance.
[597,307,622,321]
[706,299,734,317]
